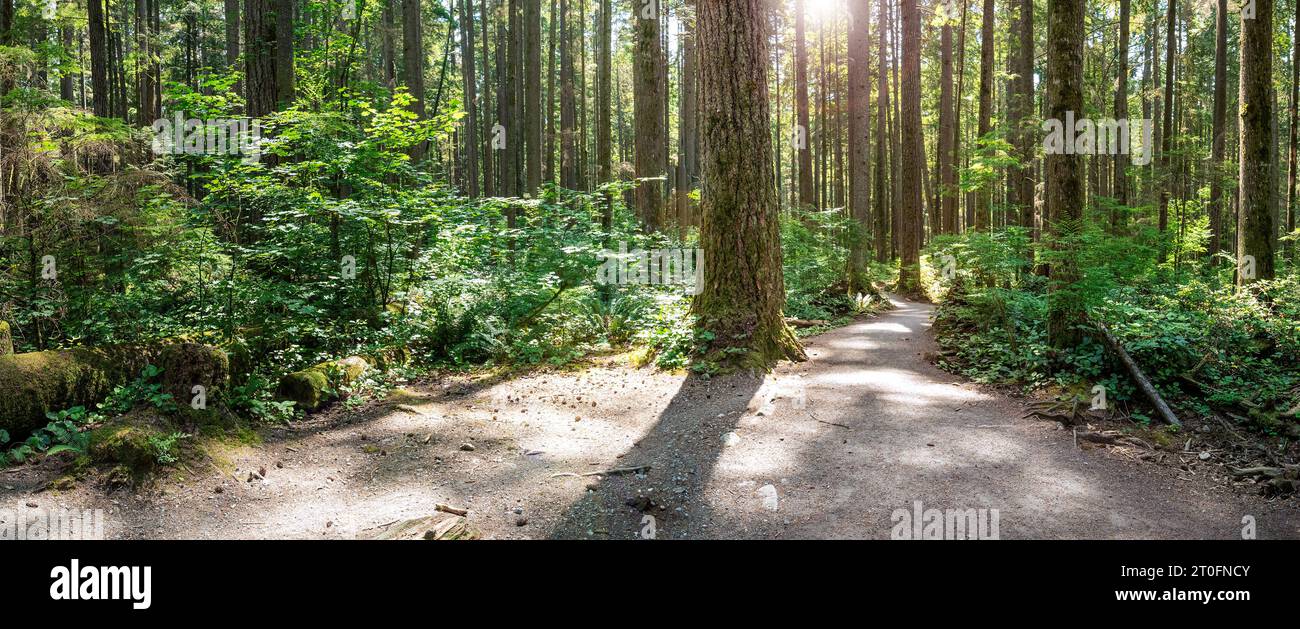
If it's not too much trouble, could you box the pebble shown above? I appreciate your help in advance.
[459,443,476,452]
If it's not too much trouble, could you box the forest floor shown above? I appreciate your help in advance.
[3,295,1298,539]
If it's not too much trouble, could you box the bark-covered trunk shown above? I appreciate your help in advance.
[693,0,805,367]
[794,0,814,209]
[676,0,698,231]
[1238,0,1275,285]
[245,0,277,118]
[559,0,578,188]
[1011,0,1034,233]
[938,8,956,235]
[524,0,542,194]
[274,0,294,107]
[1045,0,1086,349]
[874,0,891,262]
[88,0,110,117]
[460,0,480,197]
[1112,0,1130,219]
[1158,0,1175,262]
[974,0,994,231]
[848,0,872,292]
[1208,0,1227,258]
[897,0,922,293]
[595,0,612,185]
[633,0,666,230]
[225,0,241,68]
[1288,0,1299,261]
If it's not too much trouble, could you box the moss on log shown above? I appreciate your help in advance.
[0,321,12,356]
[0,343,229,438]
[276,356,372,411]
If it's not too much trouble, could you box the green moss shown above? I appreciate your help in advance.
[0,321,12,356]
[276,356,373,411]
[89,420,163,472]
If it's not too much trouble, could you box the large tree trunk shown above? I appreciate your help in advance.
[480,0,494,196]
[595,0,612,185]
[524,0,542,194]
[559,0,578,188]
[1288,0,1299,261]
[225,0,241,68]
[974,0,994,231]
[403,0,427,160]
[382,0,397,89]
[245,0,277,118]
[1209,0,1228,259]
[633,0,666,230]
[88,0,110,117]
[897,0,922,293]
[274,0,294,107]
[847,0,872,292]
[1238,0,1275,285]
[676,0,698,231]
[1045,0,1086,349]
[793,0,814,209]
[460,0,480,197]
[693,0,805,367]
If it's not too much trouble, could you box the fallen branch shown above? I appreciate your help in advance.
[1093,320,1182,427]
[785,318,829,328]
[549,465,651,479]
[435,503,469,516]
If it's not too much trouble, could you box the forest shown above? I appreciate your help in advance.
[0,0,1297,539]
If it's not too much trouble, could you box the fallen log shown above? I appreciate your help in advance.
[784,318,829,328]
[1093,320,1182,427]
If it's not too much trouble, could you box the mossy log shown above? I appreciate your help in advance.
[0,321,12,356]
[276,356,373,411]
[0,343,229,438]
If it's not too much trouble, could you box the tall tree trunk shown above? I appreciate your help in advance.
[245,0,277,118]
[382,0,397,89]
[897,0,922,293]
[1238,0,1275,285]
[794,0,814,209]
[60,26,75,101]
[275,0,294,107]
[676,0,698,230]
[524,0,542,194]
[88,0,110,117]
[1046,0,1085,349]
[1112,0,1130,223]
[1011,0,1035,234]
[1288,0,1299,260]
[848,0,872,291]
[481,0,494,195]
[874,0,891,262]
[595,0,612,185]
[974,0,994,231]
[559,0,577,188]
[938,7,956,235]
[1158,0,1175,262]
[693,0,805,366]
[460,0,480,197]
[226,0,241,68]
[633,0,666,230]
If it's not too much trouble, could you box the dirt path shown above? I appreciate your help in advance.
[4,295,1297,539]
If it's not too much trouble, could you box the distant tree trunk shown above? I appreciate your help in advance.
[693,0,805,366]
[873,0,891,262]
[848,0,872,292]
[225,0,241,68]
[676,0,698,231]
[275,0,295,107]
[382,0,397,89]
[480,0,494,195]
[1011,0,1034,233]
[794,0,814,209]
[460,0,480,197]
[136,0,160,124]
[88,0,109,117]
[1238,0,1275,285]
[403,0,427,160]
[1111,0,1129,223]
[1288,0,1298,261]
[938,8,956,236]
[1158,0,1175,262]
[974,0,994,231]
[897,0,922,293]
[595,0,612,185]
[1046,0,1085,349]
[245,0,277,118]
[524,0,542,194]
[559,0,578,188]
[546,0,557,182]
[633,0,666,230]
[60,26,75,101]
[508,0,524,194]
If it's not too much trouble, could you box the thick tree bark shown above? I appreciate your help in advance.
[226,0,241,68]
[1238,0,1275,285]
[693,0,805,367]
[382,0,397,89]
[88,0,110,117]
[245,0,277,118]
[595,0,612,185]
[559,0,578,188]
[938,8,956,235]
[848,0,872,292]
[897,0,922,294]
[1158,0,1175,262]
[1288,0,1299,261]
[274,0,294,107]
[633,0,666,230]
[676,0,698,231]
[1045,0,1086,349]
